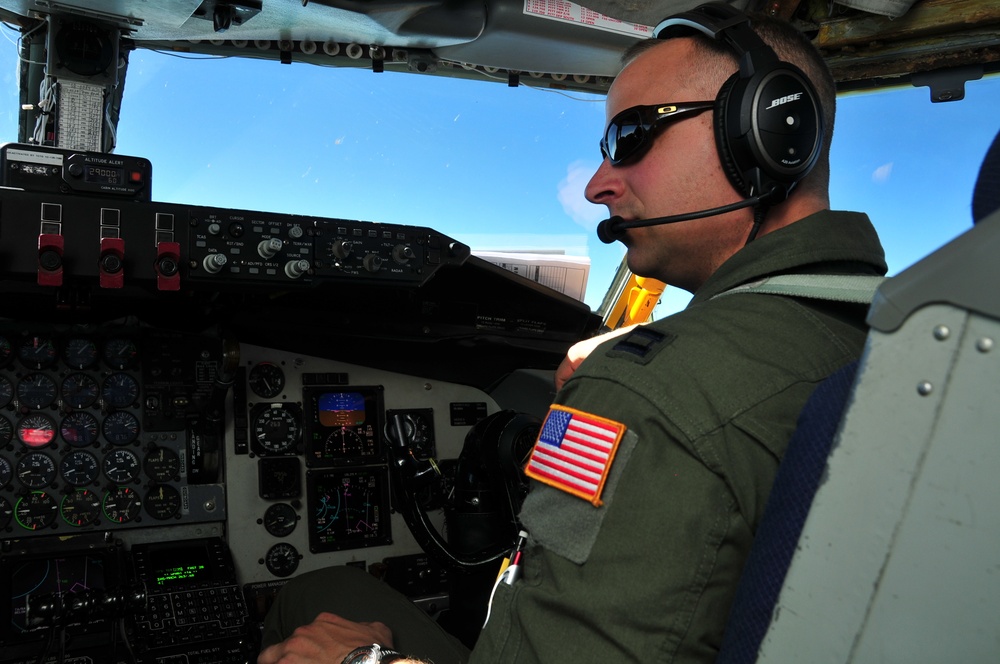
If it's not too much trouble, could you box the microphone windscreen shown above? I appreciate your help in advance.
[596,216,625,244]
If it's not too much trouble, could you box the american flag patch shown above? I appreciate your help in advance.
[525,405,626,507]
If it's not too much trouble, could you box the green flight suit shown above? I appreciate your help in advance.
[261,210,886,664]
[470,210,887,663]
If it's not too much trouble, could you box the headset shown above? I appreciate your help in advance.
[597,2,823,244]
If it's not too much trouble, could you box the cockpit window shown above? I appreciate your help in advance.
[1,32,998,318]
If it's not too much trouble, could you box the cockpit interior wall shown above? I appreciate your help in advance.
[0,143,598,663]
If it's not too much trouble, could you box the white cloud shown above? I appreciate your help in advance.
[873,162,893,183]
[558,160,607,230]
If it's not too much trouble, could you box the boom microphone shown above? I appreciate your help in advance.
[596,195,768,244]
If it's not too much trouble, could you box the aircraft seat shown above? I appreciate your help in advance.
[716,126,1000,663]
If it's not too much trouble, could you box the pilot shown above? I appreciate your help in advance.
[257,4,887,663]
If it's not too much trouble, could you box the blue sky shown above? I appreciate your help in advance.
[2,27,999,316]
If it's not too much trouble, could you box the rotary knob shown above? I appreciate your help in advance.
[392,244,415,264]
[285,259,310,279]
[363,254,383,272]
[258,238,283,259]
[330,240,353,260]
[202,253,227,273]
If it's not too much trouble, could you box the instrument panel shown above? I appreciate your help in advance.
[0,169,594,663]
[228,343,499,586]
[0,323,502,574]
[0,324,226,537]
[0,325,508,664]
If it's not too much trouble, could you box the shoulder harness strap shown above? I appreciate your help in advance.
[713,274,886,304]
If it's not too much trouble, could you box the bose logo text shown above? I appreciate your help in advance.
[766,93,802,110]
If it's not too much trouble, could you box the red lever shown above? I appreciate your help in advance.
[37,234,64,286]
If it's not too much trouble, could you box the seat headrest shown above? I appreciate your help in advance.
[972,128,1000,223]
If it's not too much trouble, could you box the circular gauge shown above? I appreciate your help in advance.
[249,362,286,399]
[56,21,116,77]
[102,338,138,370]
[61,489,102,527]
[102,448,140,484]
[259,456,301,499]
[60,450,99,486]
[263,502,298,537]
[102,486,141,523]
[323,428,365,457]
[144,484,181,520]
[101,372,140,409]
[16,373,58,409]
[0,455,11,489]
[61,372,100,409]
[102,410,140,445]
[14,491,58,530]
[61,411,100,447]
[252,406,300,455]
[0,336,12,367]
[264,542,300,577]
[0,375,13,408]
[17,452,56,489]
[0,415,12,446]
[17,413,57,448]
[62,338,99,369]
[0,496,11,529]
[18,336,58,370]
[144,446,180,482]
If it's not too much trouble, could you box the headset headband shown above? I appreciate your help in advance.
[654,3,779,76]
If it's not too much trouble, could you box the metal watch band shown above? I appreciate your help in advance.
[341,643,404,664]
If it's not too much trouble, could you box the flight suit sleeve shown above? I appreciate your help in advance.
[472,371,758,663]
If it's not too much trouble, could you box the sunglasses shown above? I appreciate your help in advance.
[599,101,715,165]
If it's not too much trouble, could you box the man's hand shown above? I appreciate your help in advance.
[257,612,393,664]
[554,324,644,391]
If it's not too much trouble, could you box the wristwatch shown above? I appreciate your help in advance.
[341,644,404,664]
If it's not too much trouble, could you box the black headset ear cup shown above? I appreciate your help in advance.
[714,72,749,196]
[715,64,821,203]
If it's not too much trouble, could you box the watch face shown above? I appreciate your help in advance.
[344,647,377,664]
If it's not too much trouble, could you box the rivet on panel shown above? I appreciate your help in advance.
[976,337,994,353]
[933,325,950,340]
[917,381,933,396]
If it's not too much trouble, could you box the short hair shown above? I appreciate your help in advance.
[621,13,835,200]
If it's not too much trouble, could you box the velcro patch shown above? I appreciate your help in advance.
[609,326,673,363]
[524,405,626,507]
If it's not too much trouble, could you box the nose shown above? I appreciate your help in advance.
[585,158,622,206]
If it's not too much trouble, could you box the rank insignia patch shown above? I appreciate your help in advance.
[525,405,626,507]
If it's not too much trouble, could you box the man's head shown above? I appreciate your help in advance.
[585,8,836,293]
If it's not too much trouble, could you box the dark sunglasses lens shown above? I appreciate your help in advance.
[606,113,645,164]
